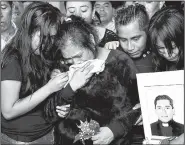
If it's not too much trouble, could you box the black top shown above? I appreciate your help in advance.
[151,120,184,137]
[98,29,119,47]
[133,51,155,73]
[44,50,140,144]
[1,57,53,142]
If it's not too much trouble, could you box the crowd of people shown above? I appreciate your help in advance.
[1,1,184,145]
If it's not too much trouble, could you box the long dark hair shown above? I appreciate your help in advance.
[2,1,62,95]
[148,6,184,71]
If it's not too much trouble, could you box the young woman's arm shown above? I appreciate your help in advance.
[1,73,68,120]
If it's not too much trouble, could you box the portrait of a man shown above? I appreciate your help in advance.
[151,95,184,137]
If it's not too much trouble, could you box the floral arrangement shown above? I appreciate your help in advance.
[73,119,100,145]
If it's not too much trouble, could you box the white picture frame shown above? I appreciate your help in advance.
[136,70,184,141]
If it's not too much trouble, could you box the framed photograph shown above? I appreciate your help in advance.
[137,70,184,142]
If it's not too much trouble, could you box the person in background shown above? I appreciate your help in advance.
[138,1,165,19]
[64,1,119,50]
[1,1,17,52]
[93,1,123,33]
[115,4,155,73]
[148,7,184,71]
[124,1,137,7]
[1,2,69,144]
[12,1,33,27]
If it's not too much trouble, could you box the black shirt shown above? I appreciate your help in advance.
[1,57,53,142]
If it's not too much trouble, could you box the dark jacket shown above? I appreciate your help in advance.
[44,50,140,145]
[151,120,184,137]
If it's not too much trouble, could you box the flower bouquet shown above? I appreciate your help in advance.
[73,119,100,145]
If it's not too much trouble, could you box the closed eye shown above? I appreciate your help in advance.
[120,38,127,42]
[132,36,141,41]
[81,6,88,12]
[104,4,109,7]
[68,8,75,13]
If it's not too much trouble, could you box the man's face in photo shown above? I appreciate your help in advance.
[155,100,175,123]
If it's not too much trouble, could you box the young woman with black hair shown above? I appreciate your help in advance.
[1,2,68,144]
[149,6,184,71]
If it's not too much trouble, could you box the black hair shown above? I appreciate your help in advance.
[154,95,174,109]
[2,1,62,95]
[115,4,149,32]
[149,6,184,71]
[56,15,99,62]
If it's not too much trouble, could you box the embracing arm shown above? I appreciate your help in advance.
[44,64,94,123]
[43,84,74,123]
[1,80,52,120]
[106,93,140,139]
[1,58,68,120]
[107,108,141,139]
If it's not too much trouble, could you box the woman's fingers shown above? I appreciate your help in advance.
[56,105,70,111]
[51,69,61,79]
[56,104,70,118]
[57,112,67,118]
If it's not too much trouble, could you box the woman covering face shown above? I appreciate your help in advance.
[44,15,140,145]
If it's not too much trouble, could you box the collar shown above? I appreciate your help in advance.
[158,119,174,127]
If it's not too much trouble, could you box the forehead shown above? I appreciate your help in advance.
[156,38,165,47]
[95,1,112,6]
[156,100,171,106]
[61,43,82,58]
[66,1,92,8]
[117,20,146,38]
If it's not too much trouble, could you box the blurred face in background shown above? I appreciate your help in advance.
[66,1,93,24]
[22,1,33,9]
[1,2,12,32]
[94,1,114,25]
[138,1,164,19]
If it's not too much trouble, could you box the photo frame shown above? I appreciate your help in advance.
[137,70,184,142]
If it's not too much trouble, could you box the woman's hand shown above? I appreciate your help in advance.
[133,103,143,125]
[69,62,94,92]
[46,72,68,94]
[51,69,61,79]
[56,104,70,118]
[105,41,119,50]
[91,127,114,144]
